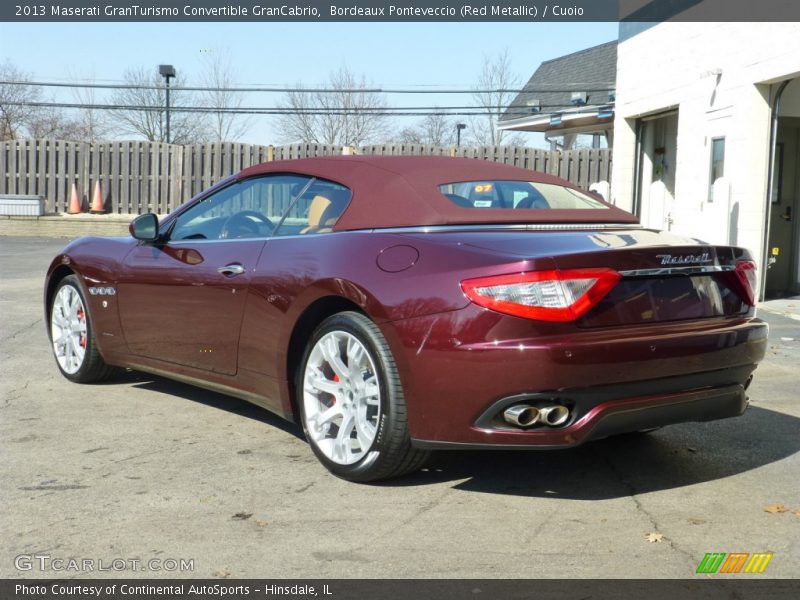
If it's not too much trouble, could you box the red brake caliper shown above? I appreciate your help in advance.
[330,374,339,404]
[77,307,87,348]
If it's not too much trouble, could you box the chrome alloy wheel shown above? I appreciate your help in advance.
[51,284,88,374]
[302,331,381,465]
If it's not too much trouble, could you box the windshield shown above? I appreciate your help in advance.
[437,180,609,210]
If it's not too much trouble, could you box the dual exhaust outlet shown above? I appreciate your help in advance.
[504,403,570,428]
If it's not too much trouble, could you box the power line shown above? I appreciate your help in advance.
[6,100,612,117]
[0,79,615,95]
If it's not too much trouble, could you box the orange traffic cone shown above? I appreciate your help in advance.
[67,183,82,214]
[90,181,105,214]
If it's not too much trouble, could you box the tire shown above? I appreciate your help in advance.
[296,311,429,482]
[49,275,115,383]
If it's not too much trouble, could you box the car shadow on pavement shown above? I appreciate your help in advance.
[102,371,798,497]
[113,370,306,441]
[393,407,800,498]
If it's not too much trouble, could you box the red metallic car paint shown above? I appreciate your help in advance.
[386,308,765,445]
[44,156,767,452]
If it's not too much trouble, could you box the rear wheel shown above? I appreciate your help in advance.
[49,275,115,383]
[297,311,428,482]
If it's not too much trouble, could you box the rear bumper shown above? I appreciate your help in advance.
[383,306,767,447]
[412,381,748,450]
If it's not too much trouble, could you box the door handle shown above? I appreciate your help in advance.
[217,264,245,276]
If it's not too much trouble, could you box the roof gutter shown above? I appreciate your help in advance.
[498,109,614,132]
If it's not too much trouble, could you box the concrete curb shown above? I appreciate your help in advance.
[0,213,141,237]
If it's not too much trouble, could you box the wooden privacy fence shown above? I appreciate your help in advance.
[0,139,612,215]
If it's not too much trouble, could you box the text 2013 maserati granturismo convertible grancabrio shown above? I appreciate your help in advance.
[45,156,767,482]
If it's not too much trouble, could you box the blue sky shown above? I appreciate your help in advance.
[0,22,618,145]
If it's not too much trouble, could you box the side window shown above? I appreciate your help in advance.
[274,181,352,236]
[170,175,312,241]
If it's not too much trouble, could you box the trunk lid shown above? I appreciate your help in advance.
[400,227,754,325]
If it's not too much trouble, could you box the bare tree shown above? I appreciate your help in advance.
[280,87,318,143]
[25,105,83,139]
[110,67,210,144]
[0,60,92,141]
[68,69,112,142]
[396,112,456,146]
[0,60,41,140]
[199,51,251,142]
[277,67,389,146]
[396,126,423,144]
[470,50,526,146]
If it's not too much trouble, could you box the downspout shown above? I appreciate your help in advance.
[632,119,643,217]
[760,80,791,301]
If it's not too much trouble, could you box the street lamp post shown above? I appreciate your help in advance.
[158,64,176,143]
[456,123,467,148]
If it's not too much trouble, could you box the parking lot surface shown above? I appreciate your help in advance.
[1,236,799,579]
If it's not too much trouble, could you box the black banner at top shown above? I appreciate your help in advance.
[3,0,800,22]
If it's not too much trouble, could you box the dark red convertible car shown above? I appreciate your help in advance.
[45,156,767,481]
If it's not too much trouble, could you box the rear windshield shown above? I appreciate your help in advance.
[437,180,608,210]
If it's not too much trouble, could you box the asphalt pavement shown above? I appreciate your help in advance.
[1,236,798,579]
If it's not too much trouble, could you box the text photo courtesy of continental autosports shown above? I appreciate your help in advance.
[1,0,800,596]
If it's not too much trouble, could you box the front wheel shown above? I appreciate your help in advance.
[49,275,115,383]
[297,311,428,482]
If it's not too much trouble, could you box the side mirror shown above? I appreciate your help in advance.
[129,213,159,241]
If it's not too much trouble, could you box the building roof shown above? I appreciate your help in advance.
[500,41,617,126]
[237,156,637,229]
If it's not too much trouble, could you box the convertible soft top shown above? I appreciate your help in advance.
[236,155,638,230]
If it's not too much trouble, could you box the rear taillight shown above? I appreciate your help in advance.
[734,260,757,306]
[461,268,621,322]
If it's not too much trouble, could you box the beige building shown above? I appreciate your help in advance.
[610,22,800,300]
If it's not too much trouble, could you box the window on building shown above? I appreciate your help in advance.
[708,137,725,202]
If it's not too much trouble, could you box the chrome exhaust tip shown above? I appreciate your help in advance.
[503,405,540,428]
[539,405,570,427]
